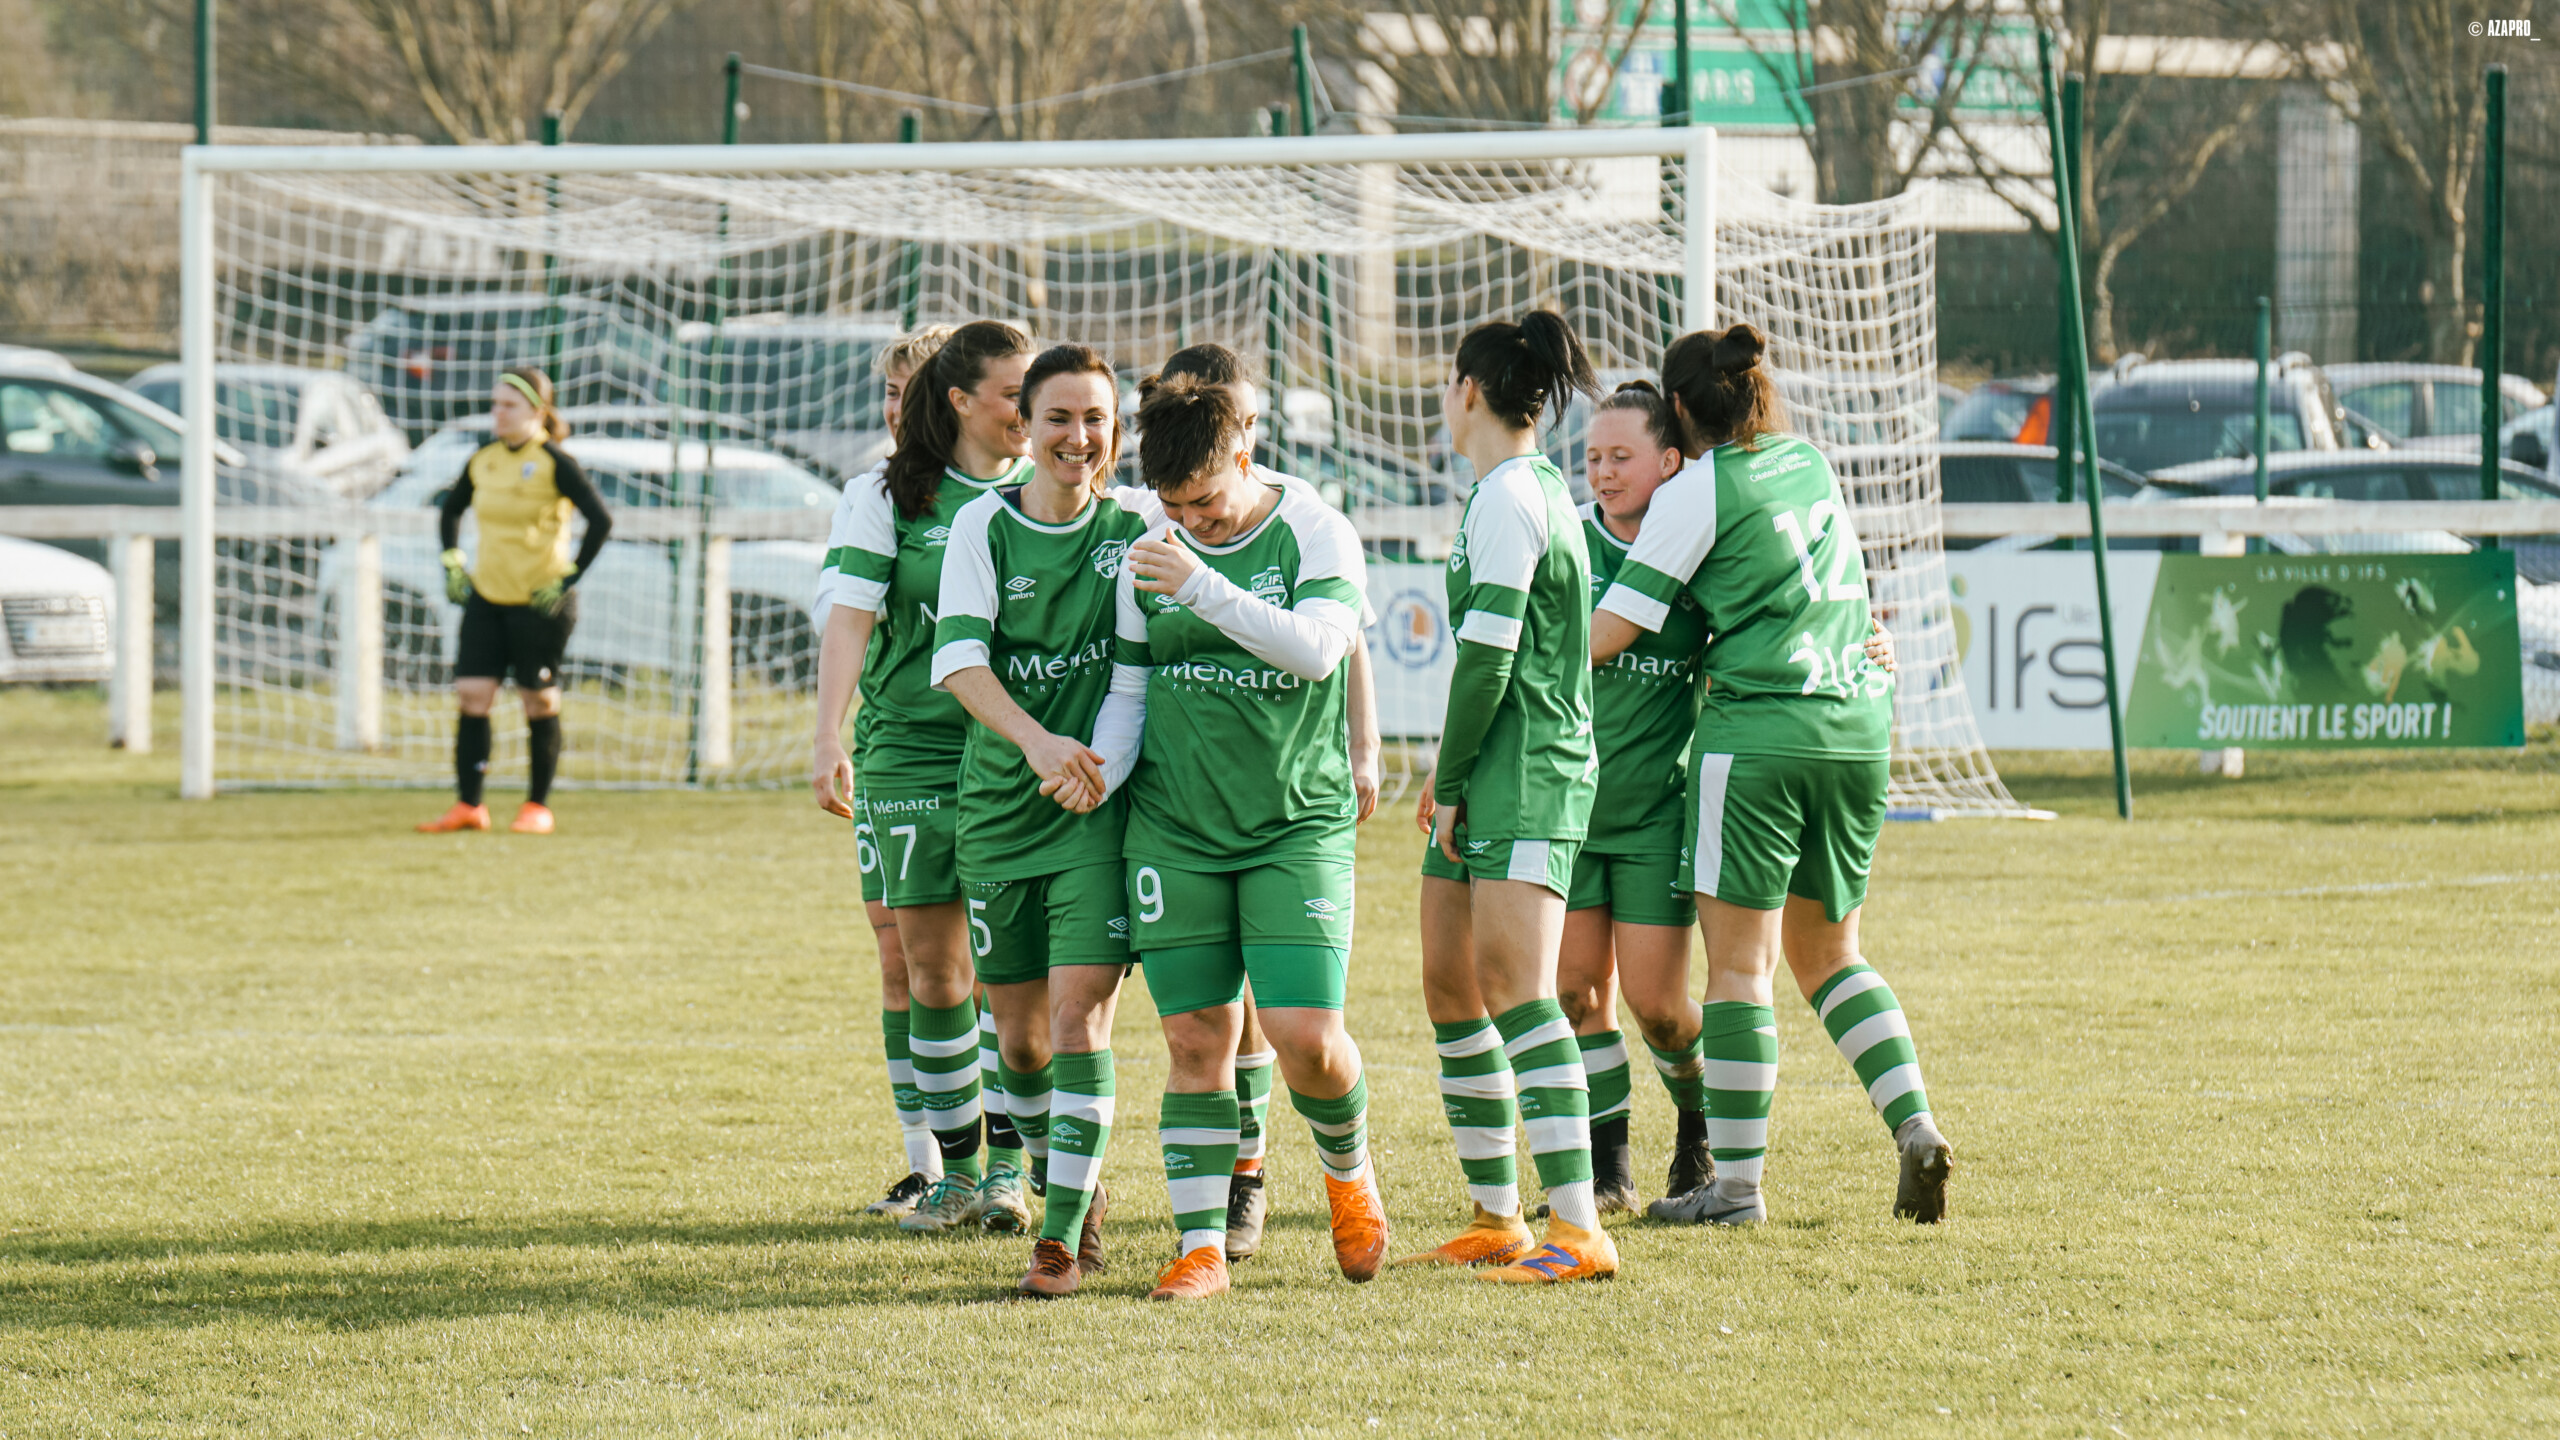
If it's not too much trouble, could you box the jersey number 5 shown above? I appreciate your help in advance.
[1771,501,1863,606]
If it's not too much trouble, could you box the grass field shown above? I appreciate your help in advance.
[3,685,2557,1437]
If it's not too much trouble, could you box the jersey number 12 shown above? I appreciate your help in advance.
[1771,501,1863,606]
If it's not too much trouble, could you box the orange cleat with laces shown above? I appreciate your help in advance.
[1147,1245,1230,1301]
[510,802,554,834]
[417,802,490,833]
[1322,1168,1391,1282]
[1393,1203,1533,1268]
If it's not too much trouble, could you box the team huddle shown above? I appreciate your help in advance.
[809,310,1953,1300]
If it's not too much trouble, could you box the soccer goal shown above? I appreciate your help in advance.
[174,128,2029,816]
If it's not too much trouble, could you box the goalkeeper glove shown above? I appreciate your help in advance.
[440,549,471,605]
[530,569,575,616]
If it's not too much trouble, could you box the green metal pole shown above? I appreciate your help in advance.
[722,52,742,145]
[2479,64,2507,521]
[1671,0,1693,128]
[543,110,563,376]
[897,111,922,330]
[2040,29,2130,819]
[1264,104,1289,387]
[194,0,214,145]
[2053,71,2083,520]
[1294,26,1345,472]
[2252,295,2271,554]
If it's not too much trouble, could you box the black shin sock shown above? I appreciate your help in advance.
[526,715,562,804]
[456,714,492,805]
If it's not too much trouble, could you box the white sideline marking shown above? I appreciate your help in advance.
[2108,872,2560,906]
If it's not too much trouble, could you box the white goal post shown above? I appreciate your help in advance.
[176,127,2029,816]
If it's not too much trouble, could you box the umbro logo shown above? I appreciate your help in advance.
[1006,575,1037,597]
[1107,916,1130,934]
[925,525,952,547]
[1304,897,1339,917]
[1463,841,1491,856]
[1050,1119,1082,1144]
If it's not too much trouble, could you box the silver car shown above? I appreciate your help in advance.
[129,363,411,499]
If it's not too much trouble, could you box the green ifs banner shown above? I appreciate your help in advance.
[2126,552,2525,749]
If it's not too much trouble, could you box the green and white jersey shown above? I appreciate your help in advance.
[1112,481,1368,869]
[1435,453,1596,842]
[1598,434,1891,760]
[815,456,1030,791]
[1582,502,1709,852]
[930,483,1156,881]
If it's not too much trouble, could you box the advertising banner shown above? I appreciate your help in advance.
[2125,553,2525,749]
[1943,552,2160,750]
[1365,559,1455,739]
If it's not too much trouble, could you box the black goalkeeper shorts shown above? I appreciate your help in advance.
[455,590,577,689]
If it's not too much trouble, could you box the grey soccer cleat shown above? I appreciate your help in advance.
[979,1164,1034,1234]
[864,1171,932,1219]
[1894,1116,1954,1224]
[1647,1180,1765,1227]
[897,1172,987,1234]
[1223,1170,1267,1261]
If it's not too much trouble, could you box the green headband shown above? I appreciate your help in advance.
[500,373,544,410]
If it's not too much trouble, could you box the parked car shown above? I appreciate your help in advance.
[2503,405,2554,472]
[2091,353,2375,476]
[1936,381,1967,434]
[1942,373,2116,444]
[400,404,837,500]
[344,293,668,442]
[0,356,286,614]
[335,436,836,689]
[0,534,113,684]
[2323,363,2547,448]
[1836,441,2167,553]
[668,314,901,481]
[0,344,77,375]
[129,363,411,499]
[2139,451,2560,583]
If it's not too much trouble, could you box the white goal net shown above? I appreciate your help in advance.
[179,132,2027,816]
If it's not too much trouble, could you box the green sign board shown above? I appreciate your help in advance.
[2125,553,2525,749]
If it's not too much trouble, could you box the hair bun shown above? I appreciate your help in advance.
[1611,378,1662,397]
[1710,323,1766,374]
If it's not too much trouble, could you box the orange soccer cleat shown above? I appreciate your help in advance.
[1477,1216,1620,1285]
[417,802,491,833]
[510,802,555,834]
[1392,1203,1533,1268]
[1147,1245,1231,1301]
[1322,1168,1391,1283]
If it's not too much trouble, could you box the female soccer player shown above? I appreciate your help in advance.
[811,320,1040,1236]
[1080,375,1390,1301]
[811,323,961,1219]
[1402,310,1617,1285]
[418,367,612,837]
[931,343,1155,1296]
[1136,343,1387,1265]
[1591,323,1954,1226]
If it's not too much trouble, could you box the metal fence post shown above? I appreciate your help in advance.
[110,529,153,753]
[2253,295,2271,555]
[700,534,733,768]
[335,529,381,752]
[179,151,216,799]
[898,112,922,330]
[2479,64,2507,524]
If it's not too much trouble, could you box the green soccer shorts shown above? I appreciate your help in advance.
[855,789,962,909]
[962,860,1131,985]
[1680,752,1888,923]
[1567,847,1697,928]
[1131,858,1355,1016]
[1416,830,1578,899]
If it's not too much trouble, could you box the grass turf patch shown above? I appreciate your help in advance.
[1,687,2555,1435]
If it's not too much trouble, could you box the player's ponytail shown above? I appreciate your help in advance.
[1135,373,1245,492]
[884,319,1032,519]
[1660,322,1786,454]
[501,365,570,441]
[1597,379,1681,454]
[1452,308,1599,431]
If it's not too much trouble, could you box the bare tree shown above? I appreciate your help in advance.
[341,0,696,143]
[1707,0,1993,204]
[1950,0,2274,360]
[2256,0,2512,362]
[1235,1,1553,127]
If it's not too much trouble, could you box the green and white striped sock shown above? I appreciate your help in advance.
[1432,1016,1519,1216]
[1291,1073,1371,1183]
[883,1008,941,1179]
[1809,965,1933,1133]
[1648,1032,1708,1116]
[1580,1029,1632,1125]
[1161,1089,1239,1255]
[1039,1049,1115,1244]
[1233,1047,1276,1169]
[979,1005,1024,1176]
[908,996,983,1181]
[1702,1000,1777,1193]
[1495,999,1595,1231]
[1001,1059,1053,1188]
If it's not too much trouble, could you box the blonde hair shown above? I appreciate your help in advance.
[882,324,957,381]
